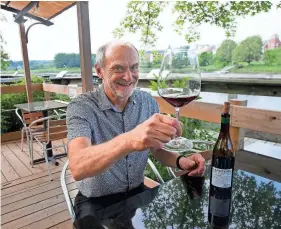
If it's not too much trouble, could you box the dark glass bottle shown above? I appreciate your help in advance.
[208,102,235,229]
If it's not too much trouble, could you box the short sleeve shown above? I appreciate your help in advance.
[66,100,92,142]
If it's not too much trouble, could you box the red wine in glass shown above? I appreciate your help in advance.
[161,95,198,108]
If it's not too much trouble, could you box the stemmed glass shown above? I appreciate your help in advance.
[157,47,201,153]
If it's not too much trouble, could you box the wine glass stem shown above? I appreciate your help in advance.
[175,107,180,121]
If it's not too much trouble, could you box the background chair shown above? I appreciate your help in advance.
[29,114,67,180]
[15,108,44,153]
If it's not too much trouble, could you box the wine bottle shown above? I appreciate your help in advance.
[208,102,235,229]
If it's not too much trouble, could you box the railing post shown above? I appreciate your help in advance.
[229,99,247,152]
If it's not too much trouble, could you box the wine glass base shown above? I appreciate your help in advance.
[162,137,193,153]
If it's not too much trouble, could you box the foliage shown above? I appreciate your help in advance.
[230,63,281,73]
[216,39,237,64]
[263,48,281,65]
[54,53,96,68]
[0,76,70,134]
[0,13,10,70]
[232,36,263,63]
[114,1,274,46]
[7,60,54,70]
[199,52,214,66]
[113,1,169,47]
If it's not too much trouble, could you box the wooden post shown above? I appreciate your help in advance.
[77,1,93,93]
[19,22,33,103]
[229,99,247,152]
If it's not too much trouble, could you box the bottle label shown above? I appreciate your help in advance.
[221,117,230,124]
[210,196,230,217]
[211,167,233,188]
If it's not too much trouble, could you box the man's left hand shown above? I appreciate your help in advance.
[179,154,205,176]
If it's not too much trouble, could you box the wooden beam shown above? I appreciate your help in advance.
[1,5,53,26]
[229,99,247,152]
[76,1,93,93]
[19,22,32,103]
[231,105,281,135]
[155,96,223,124]
[1,131,22,143]
[42,83,82,96]
[0,84,43,94]
[14,1,38,23]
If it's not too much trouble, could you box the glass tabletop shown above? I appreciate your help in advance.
[74,163,281,229]
[15,100,68,112]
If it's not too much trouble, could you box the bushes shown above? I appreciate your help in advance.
[263,48,281,65]
[1,76,70,134]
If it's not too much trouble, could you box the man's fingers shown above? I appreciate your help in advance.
[158,115,182,136]
[186,154,206,176]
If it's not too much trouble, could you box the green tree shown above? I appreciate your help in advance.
[199,52,214,66]
[263,48,281,65]
[232,36,263,64]
[216,39,237,64]
[0,13,10,70]
[114,1,275,47]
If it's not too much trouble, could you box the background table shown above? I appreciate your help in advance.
[15,100,68,166]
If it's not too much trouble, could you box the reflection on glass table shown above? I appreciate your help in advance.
[73,161,281,229]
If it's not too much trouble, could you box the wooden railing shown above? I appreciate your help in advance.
[1,83,281,150]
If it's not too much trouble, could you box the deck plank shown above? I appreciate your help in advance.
[1,189,78,225]
[47,219,73,229]
[1,175,74,206]
[15,141,48,171]
[2,183,77,215]
[2,201,72,229]
[19,209,73,229]
[1,152,20,181]
[1,145,32,178]
[1,172,7,184]
[6,143,44,174]
[1,168,70,196]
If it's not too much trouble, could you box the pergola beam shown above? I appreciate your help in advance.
[2,5,53,26]
[77,1,93,93]
[19,22,33,103]
[14,1,39,23]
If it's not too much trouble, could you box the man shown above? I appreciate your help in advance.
[67,40,205,219]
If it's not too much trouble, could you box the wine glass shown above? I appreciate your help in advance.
[157,47,201,153]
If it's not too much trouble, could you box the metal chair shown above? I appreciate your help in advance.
[15,108,44,153]
[29,114,67,180]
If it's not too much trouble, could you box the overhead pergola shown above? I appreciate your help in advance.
[1,1,94,103]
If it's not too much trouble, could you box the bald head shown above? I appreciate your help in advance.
[96,40,139,68]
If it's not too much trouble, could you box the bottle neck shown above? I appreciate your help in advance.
[220,114,230,134]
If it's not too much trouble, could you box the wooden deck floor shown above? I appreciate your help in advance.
[1,139,75,229]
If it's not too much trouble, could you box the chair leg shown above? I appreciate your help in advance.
[29,134,34,167]
[62,139,67,154]
[21,129,25,152]
[43,144,53,181]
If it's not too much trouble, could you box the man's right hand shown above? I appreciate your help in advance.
[126,113,182,151]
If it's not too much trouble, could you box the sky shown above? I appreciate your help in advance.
[1,0,281,61]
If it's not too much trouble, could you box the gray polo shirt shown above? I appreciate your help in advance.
[66,86,159,198]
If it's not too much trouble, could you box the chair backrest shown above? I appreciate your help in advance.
[48,118,67,142]
[29,114,67,143]
[22,110,43,125]
[60,159,76,222]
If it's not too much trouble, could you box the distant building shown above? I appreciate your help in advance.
[263,34,281,52]
[189,44,216,55]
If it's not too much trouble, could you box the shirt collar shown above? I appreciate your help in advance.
[97,85,136,112]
